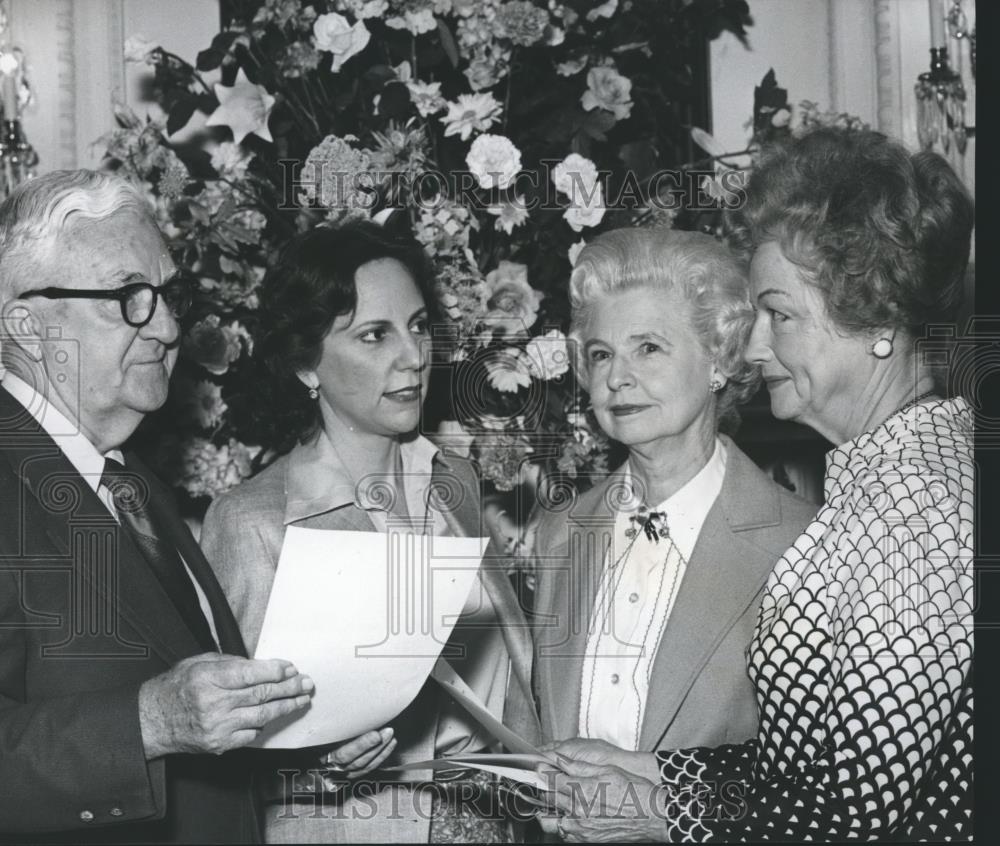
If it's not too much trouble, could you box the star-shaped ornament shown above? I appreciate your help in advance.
[206,68,275,145]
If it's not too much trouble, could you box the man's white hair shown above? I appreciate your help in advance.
[0,169,153,306]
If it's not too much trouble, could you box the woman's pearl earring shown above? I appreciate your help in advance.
[871,337,893,359]
[709,378,724,393]
[308,386,319,400]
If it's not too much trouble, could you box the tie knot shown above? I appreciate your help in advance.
[101,458,150,515]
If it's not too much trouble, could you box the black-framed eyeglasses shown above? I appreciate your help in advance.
[20,274,195,328]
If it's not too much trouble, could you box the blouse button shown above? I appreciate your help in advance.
[628,592,639,603]
[610,673,620,684]
[79,811,95,822]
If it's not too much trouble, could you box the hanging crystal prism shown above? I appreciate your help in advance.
[915,47,967,155]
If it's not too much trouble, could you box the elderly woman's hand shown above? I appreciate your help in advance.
[537,757,668,842]
[321,727,396,781]
[540,738,661,783]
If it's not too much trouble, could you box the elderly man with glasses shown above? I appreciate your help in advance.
[0,170,314,843]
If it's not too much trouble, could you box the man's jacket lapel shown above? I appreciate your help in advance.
[127,451,248,658]
[0,387,202,664]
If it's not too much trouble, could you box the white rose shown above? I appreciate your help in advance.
[313,13,371,72]
[313,13,351,51]
[581,66,632,121]
[564,201,606,232]
[466,134,522,190]
[586,0,618,20]
[464,57,502,92]
[360,0,389,17]
[553,153,599,200]
[483,261,543,335]
[563,182,606,232]
[525,330,570,380]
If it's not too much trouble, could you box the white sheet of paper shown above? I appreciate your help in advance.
[251,527,488,748]
[431,657,549,758]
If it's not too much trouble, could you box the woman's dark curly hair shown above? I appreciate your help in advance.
[254,218,438,453]
[726,126,974,338]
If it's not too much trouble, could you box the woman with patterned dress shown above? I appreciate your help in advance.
[539,126,975,841]
[202,220,532,843]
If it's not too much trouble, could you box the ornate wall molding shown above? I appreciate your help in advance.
[826,0,878,126]
[71,0,125,168]
[10,0,126,172]
[874,0,903,139]
[54,0,75,168]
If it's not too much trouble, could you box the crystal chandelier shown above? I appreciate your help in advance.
[915,0,971,156]
[0,1,37,196]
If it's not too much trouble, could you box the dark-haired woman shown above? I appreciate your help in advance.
[542,127,975,842]
[202,220,531,843]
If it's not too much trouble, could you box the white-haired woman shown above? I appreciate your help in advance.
[524,227,815,838]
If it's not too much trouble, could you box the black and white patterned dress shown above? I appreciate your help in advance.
[656,398,973,841]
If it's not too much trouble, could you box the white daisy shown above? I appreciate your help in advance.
[441,93,503,141]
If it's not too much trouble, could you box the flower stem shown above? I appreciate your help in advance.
[245,43,321,137]
[501,49,516,134]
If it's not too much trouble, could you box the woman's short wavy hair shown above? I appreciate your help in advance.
[255,218,438,453]
[726,126,974,338]
[569,226,760,430]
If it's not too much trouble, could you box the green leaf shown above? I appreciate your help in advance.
[363,64,397,85]
[581,109,616,141]
[333,79,359,110]
[570,130,592,157]
[196,48,225,72]
[167,96,199,135]
[618,138,657,181]
[379,82,412,119]
[437,20,460,69]
[210,30,238,53]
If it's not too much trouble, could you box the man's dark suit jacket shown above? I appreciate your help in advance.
[0,386,259,844]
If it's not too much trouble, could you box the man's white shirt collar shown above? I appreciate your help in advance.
[2,372,124,496]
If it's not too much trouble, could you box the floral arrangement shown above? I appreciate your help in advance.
[106,0,755,510]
